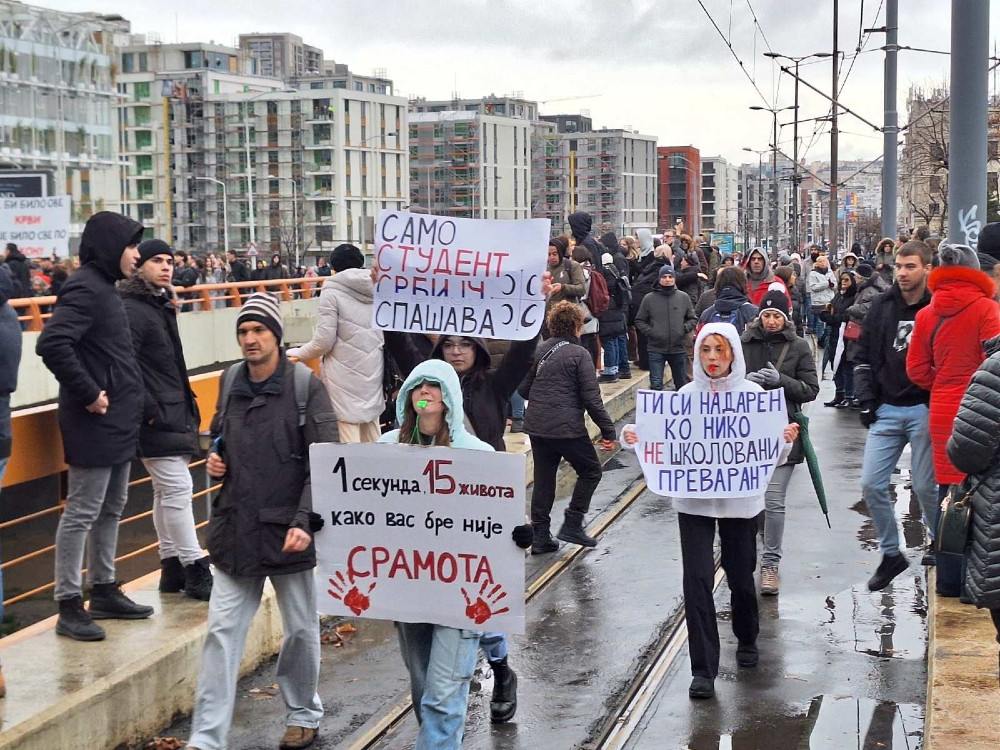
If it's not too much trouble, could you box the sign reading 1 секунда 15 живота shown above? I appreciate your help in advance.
[371,210,550,341]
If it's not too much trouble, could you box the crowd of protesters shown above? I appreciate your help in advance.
[7,209,1000,749]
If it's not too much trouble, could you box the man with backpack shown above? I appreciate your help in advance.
[187,292,339,750]
[698,266,760,334]
[634,264,697,390]
[598,251,631,382]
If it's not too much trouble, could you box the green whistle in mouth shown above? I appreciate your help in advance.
[416,400,428,409]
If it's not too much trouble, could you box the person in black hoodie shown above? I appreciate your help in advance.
[698,266,759,334]
[568,211,604,272]
[634,264,697,390]
[225,249,250,284]
[597,251,631,382]
[1,243,30,299]
[121,239,212,601]
[36,211,153,641]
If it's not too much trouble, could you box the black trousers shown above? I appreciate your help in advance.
[678,512,759,678]
[530,435,603,528]
[581,333,599,367]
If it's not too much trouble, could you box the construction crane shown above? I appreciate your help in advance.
[537,95,601,105]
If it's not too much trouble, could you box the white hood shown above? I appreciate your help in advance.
[690,322,747,392]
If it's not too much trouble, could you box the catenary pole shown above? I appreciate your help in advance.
[881,0,899,242]
[829,0,840,258]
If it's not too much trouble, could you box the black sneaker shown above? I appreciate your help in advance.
[835,399,852,409]
[823,393,845,407]
[688,676,715,699]
[867,553,908,592]
[510,418,524,434]
[849,399,862,410]
[89,582,154,620]
[736,641,759,668]
[618,370,633,380]
[598,373,619,384]
[921,550,937,567]
[184,557,214,602]
[56,596,106,641]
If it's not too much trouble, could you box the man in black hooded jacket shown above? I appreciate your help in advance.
[36,211,153,641]
[1,243,30,299]
[568,211,604,272]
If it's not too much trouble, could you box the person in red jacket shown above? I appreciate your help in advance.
[743,248,775,307]
[907,242,1000,592]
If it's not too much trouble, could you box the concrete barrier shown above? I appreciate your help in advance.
[0,371,648,750]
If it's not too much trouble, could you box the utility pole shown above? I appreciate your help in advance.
[881,0,899,242]
[948,0,989,247]
[792,60,801,252]
[829,0,840,258]
[771,111,779,253]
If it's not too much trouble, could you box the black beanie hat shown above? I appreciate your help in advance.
[330,243,364,272]
[136,238,172,268]
[855,263,874,279]
[978,223,1000,260]
[758,289,790,320]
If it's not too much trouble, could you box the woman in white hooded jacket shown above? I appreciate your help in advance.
[622,322,798,700]
[286,244,384,442]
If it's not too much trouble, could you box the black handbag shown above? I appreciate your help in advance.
[937,476,985,555]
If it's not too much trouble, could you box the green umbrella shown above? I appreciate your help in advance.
[793,411,831,528]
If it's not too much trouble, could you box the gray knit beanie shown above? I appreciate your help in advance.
[939,243,981,270]
[236,291,283,342]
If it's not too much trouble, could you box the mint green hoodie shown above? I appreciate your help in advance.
[379,359,494,452]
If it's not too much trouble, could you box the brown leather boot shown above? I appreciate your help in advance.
[278,726,317,750]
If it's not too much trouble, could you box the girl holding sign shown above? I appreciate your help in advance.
[379,359,533,746]
[622,323,799,700]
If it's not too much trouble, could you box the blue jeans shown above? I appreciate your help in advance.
[861,403,938,556]
[396,623,482,749]
[834,359,854,398]
[601,333,628,376]
[509,392,525,420]
[648,351,688,391]
[479,632,508,662]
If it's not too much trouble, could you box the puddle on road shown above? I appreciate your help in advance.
[852,466,929,553]
[682,696,923,749]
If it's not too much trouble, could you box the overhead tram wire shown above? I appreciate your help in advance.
[695,0,773,108]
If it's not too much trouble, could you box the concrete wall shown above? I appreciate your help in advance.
[12,298,320,410]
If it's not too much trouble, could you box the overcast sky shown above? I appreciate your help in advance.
[43,0,993,168]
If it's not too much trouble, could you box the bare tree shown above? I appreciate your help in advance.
[853,211,883,254]
[901,87,950,234]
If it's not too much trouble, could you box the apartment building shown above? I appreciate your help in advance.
[533,126,658,235]
[657,146,700,234]
[408,110,530,220]
[0,0,128,238]
[239,32,323,79]
[411,94,538,122]
[701,156,740,234]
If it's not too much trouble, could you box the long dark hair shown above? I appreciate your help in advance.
[397,386,452,447]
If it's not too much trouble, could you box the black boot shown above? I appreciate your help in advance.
[56,596,106,641]
[823,391,844,407]
[736,641,759,668]
[158,556,185,593]
[531,524,559,555]
[867,553,909,592]
[688,676,715,699]
[183,557,214,602]
[89,582,154,620]
[489,657,518,723]
[557,511,597,548]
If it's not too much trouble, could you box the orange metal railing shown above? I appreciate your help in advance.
[9,276,325,331]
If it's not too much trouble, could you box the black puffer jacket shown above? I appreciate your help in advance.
[599,233,630,278]
[568,212,604,272]
[740,321,819,464]
[2,246,30,299]
[518,336,615,441]
[946,336,1000,609]
[208,356,338,578]
[597,262,628,338]
[120,275,200,457]
[36,212,145,467]
[384,332,537,451]
[634,285,696,355]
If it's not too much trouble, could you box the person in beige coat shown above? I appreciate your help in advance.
[286,244,384,443]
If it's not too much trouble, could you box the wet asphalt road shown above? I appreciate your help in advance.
[146,378,929,750]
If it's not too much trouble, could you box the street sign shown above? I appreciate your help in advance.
[246,241,259,257]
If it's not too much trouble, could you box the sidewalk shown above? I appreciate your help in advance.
[0,371,647,750]
[925,572,1000,749]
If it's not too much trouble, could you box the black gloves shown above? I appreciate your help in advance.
[307,511,325,533]
[859,402,878,428]
[512,523,533,549]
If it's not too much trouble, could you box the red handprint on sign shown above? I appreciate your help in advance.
[328,570,376,616]
[461,581,510,625]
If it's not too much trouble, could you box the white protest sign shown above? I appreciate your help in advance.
[371,209,550,341]
[0,196,70,258]
[310,442,526,633]
[633,388,789,498]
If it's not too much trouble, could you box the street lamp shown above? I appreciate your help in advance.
[749,104,797,253]
[743,147,768,248]
[358,131,397,254]
[276,175,300,271]
[764,52,832,251]
[195,176,228,255]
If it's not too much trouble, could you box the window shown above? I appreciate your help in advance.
[135,130,152,149]
[133,81,150,101]
[354,81,364,91]
[139,53,148,72]
[122,53,134,73]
